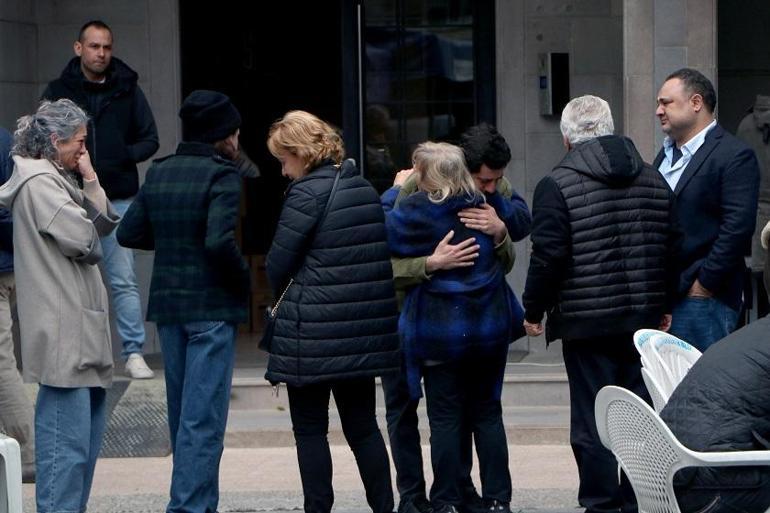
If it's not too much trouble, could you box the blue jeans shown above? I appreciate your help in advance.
[670,296,739,352]
[158,321,236,513]
[101,197,145,359]
[35,386,106,513]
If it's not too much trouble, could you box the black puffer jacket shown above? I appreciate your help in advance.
[660,315,770,510]
[42,57,159,200]
[523,135,676,342]
[265,160,400,386]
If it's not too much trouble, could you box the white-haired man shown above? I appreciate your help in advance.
[522,95,677,513]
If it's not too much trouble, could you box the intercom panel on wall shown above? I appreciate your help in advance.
[539,52,570,116]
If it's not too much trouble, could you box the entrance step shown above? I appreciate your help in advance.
[225,405,570,448]
[226,364,570,448]
[230,365,570,411]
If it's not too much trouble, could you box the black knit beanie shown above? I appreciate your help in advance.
[179,90,241,143]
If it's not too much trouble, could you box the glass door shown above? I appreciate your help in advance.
[343,0,496,192]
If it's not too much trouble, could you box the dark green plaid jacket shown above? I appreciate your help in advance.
[117,142,249,324]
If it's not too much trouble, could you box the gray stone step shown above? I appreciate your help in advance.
[224,405,570,448]
[230,364,570,411]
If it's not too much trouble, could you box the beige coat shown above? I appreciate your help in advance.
[0,156,119,388]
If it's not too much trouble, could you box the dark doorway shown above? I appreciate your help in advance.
[180,1,344,256]
[179,0,496,342]
[180,2,345,348]
[718,0,770,320]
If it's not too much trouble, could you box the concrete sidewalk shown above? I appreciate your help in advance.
[22,445,580,513]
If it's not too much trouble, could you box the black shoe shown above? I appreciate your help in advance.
[399,496,433,513]
[433,505,459,513]
[21,463,35,484]
[482,499,510,513]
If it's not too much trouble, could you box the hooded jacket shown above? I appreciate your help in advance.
[265,160,400,386]
[0,156,120,387]
[42,57,159,200]
[523,135,676,342]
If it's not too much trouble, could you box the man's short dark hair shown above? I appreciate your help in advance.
[78,20,112,42]
[665,68,717,113]
[459,123,511,174]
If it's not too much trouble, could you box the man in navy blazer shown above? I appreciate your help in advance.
[654,68,759,351]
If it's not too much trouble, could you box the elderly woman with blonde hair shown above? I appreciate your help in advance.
[265,110,400,513]
[0,98,119,513]
[382,142,520,513]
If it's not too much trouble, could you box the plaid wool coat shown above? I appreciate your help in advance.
[117,142,250,325]
[383,189,524,398]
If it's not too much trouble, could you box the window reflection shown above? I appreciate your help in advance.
[363,0,476,192]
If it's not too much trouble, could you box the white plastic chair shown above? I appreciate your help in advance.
[652,333,702,389]
[640,367,669,413]
[0,434,22,513]
[634,329,675,403]
[595,385,770,513]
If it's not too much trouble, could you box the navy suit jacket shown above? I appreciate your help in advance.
[653,123,759,311]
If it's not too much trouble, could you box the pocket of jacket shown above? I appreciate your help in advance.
[78,308,113,371]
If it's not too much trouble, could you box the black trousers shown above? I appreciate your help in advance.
[562,334,649,513]
[422,351,511,508]
[287,377,394,513]
[381,358,485,504]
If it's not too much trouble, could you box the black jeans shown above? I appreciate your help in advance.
[382,358,482,505]
[287,377,394,513]
[562,334,649,513]
[422,351,511,508]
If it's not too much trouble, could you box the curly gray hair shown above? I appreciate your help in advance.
[12,99,89,161]
[560,95,614,145]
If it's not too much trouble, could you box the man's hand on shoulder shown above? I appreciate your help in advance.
[425,229,480,273]
[458,203,507,244]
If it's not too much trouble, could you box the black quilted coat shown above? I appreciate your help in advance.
[523,135,676,342]
[265,160,400,386]
[661,315,770,512]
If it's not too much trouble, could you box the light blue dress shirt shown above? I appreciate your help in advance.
[658,119,717,190]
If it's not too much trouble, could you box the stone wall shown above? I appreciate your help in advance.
[1,0,182,357]
[0,1,38,130]
[623,0,717,160]
[496,0,624,354]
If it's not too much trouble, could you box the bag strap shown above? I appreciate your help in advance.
[321,166,342,224]
[271,167,342,316]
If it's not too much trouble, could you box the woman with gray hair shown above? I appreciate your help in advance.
[0,98,119,513]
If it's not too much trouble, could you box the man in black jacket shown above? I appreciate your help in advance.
[43,20,159,379]
[523,95,676,513]
[654,68,759,351]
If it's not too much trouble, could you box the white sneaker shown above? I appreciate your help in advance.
[124,353,155,379]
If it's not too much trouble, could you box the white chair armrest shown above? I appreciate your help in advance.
[687,449,770,467]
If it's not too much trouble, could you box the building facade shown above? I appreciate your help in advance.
[2,0,760,358]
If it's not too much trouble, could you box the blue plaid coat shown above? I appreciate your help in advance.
[383,189,524,397]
